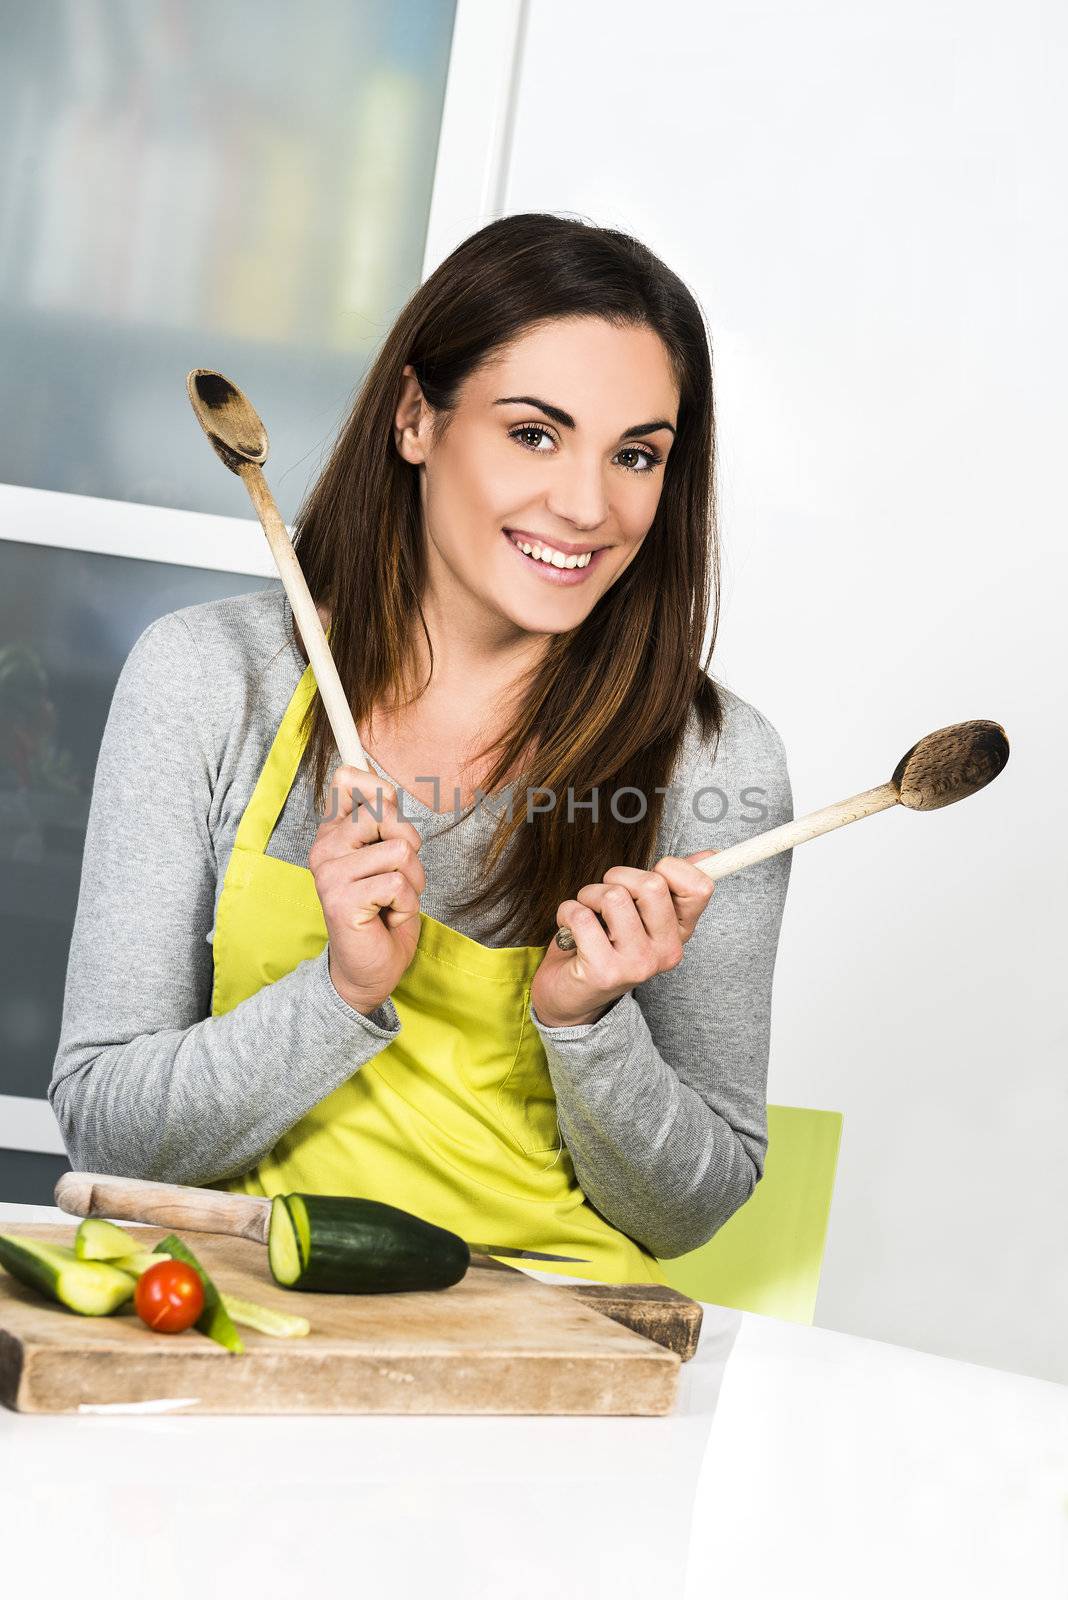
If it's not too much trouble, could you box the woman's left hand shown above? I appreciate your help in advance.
[530,849,719,1029]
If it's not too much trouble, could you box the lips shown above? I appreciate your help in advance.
[503,528,606,558]
[500,528,607,584]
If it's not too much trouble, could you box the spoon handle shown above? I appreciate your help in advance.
[696,780,900,881]
[236,462,410,935]
[239,462,371,772]
[554,780,899,950]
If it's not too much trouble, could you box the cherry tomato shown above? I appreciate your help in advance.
[134,1259,205,1334]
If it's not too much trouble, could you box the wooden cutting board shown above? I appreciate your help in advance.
[0,1224,696,1417]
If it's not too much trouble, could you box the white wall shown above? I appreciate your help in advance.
[498,0,1066,1383]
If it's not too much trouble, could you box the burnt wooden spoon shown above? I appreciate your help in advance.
[555,718,1010,949]
[187,369,402,926]
[186,369,369,770]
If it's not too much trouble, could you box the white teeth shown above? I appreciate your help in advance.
[509,533,593,569]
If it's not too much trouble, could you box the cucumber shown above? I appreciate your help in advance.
[155,1233,244,1354]
[111,1251,173,1276]
[75,1217,143,1261]
[268,1196,304,1285]
[0,1233,137,1316]
[73,1220,174,1279]
[220,1293,310,1338]
[268,1193,470,1294]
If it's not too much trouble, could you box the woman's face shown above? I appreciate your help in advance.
[394,316,680,642]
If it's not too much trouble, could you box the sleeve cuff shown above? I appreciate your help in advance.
[529,989,634,1046]
[312,947,401,1038]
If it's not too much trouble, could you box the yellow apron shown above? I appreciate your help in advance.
[209,658,667,1286]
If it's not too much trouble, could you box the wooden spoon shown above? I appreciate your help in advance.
[186,368,374,776]
[555,718,1010,949]
[187,369,407,931]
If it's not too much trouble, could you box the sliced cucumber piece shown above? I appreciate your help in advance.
[75,1217,143,1261]
[155,1234,244,1354]
[110,1251,173,1277]
[0,1233,137,1316]
[268,1193,470,1295]
[287,1193,310,1269]
[267,1196,303,1287]
[220,1293,310,1338]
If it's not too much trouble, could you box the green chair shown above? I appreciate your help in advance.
[656,1104,843,1324]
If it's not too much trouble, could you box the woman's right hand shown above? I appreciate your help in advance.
[308,763,425,1017]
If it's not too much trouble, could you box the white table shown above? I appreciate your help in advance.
[1,1201,1064,1599]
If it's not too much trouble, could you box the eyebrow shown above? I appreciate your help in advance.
[493,395,676,441]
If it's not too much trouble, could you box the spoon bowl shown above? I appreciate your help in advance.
[891,719,1009,810]
[187,369,268,473]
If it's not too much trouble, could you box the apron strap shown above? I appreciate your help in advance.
[233,652,325,859]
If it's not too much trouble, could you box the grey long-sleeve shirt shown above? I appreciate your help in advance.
[48,585,794,1259]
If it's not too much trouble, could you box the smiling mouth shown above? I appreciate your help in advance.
[503,530,605,569]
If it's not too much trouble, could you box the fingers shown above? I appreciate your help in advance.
[320,763,398,829]
[577,870,680,965]
[580,856,716,947]
[554,899,609,979]
[310,763,423,870]
[319,862,422,932]
[313,833,426,899]
[648,851,717,939]
[561,880,678,985]
[545,850,720,1022]
[559,850,720,981]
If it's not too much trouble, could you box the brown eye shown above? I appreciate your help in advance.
[509,426,663,472]
[509,424,556,452]
[617,445,662,473]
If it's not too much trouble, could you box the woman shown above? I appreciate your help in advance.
[49,213,794,1286]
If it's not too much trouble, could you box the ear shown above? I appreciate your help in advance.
[395,365,430,464]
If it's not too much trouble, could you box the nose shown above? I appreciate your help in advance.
[543,449,611,535]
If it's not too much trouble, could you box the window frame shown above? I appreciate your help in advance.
[0,0,527,1162]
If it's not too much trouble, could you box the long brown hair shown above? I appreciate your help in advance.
[290,212,724,947]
